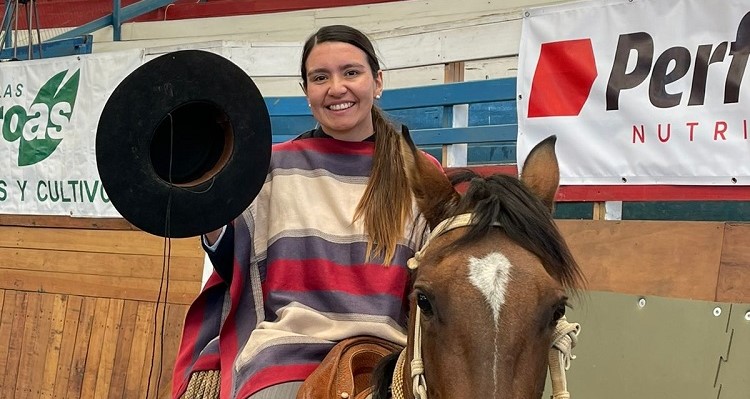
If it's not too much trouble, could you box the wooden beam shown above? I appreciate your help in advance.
[0,226,202,257]
[0,215,136,230]
[0,268,201,305]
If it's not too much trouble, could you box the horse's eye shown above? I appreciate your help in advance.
[553,303,566,322]
[416,293,434,317]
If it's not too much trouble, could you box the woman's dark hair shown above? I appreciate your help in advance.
[300,25,412,265]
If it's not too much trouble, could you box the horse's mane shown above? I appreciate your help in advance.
[371,351,400,399]
[447,169,584,290]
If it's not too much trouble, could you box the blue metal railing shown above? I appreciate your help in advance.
[264,78,520,164]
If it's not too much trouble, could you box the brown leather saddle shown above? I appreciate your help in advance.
[297,336,402,399]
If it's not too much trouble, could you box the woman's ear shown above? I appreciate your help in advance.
[375,70,384,97]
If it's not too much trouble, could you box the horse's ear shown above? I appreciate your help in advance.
[399,125,459,229]
[520,135,559,212]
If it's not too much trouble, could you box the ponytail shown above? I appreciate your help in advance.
[354,107,412,265]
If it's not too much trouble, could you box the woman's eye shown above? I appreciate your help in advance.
[345,69,360,77]
[311,75,327,82]
[416,293,434,317]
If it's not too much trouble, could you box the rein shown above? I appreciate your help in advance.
[391,213,581,399]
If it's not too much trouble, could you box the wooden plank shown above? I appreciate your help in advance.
[52,295,83,399]
[31,295,56,398]
[717,223,750,303]
[18,294,54,399]
[556,220,725,301]
[40,294,68,399]
[93,299,124,399]
[142,301,166,399]
[0,269,202,305]
[125,302,156,398]
[138,304,162,398]
[12,292,38,399]
[444,61,464,83]
[156,304,189,398]
[0,247,203,281]
[0,290,17,394]
[1,291,26,399]
[0,226,202,257]
[592,202,606,220]
[80,298,111,399]
[0,215,136,230]
[65,296,97,399]
[108,300,140,399]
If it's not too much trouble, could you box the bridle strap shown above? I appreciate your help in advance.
[410,306,427,399]
[407,213,476,271]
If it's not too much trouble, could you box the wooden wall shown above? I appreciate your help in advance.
[0,218,203,399]
[559,220,750,304]
[0,217,748,398]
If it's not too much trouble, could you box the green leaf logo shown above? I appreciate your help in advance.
[2,69,80,166]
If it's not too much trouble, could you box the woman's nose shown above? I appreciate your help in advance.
[328,75,347,95]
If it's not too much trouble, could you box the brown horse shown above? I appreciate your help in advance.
[367,130,585,399]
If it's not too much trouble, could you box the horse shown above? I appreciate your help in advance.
[364,130,586,399]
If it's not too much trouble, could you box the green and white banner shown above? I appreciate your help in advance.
[1,49,144,217]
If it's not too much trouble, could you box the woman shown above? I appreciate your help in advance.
[172,25,434,399]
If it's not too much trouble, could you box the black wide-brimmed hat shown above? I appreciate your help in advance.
[96,50,272,238]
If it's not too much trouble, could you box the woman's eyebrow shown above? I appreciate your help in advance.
[340,63,366,70]
[307,67,330,76]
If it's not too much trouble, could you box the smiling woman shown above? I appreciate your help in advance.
[172,25,437,399]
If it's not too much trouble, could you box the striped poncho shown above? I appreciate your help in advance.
[173,133,428,398]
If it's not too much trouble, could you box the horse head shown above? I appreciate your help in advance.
[374,129,584,399]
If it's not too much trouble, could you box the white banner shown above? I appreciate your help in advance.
[0,49,144,216]
[517,0,750,185]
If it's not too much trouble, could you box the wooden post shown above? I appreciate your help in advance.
[442,61,466,168]
[592,202,606,220]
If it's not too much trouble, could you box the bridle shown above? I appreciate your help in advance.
[390,213,581,399]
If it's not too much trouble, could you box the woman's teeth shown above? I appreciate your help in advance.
[329,102,354,111]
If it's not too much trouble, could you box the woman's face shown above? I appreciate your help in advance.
[304,41,383,141]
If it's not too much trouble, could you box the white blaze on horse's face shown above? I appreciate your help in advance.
[467,252,513,328]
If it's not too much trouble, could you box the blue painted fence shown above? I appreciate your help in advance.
[264,77,520,165]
